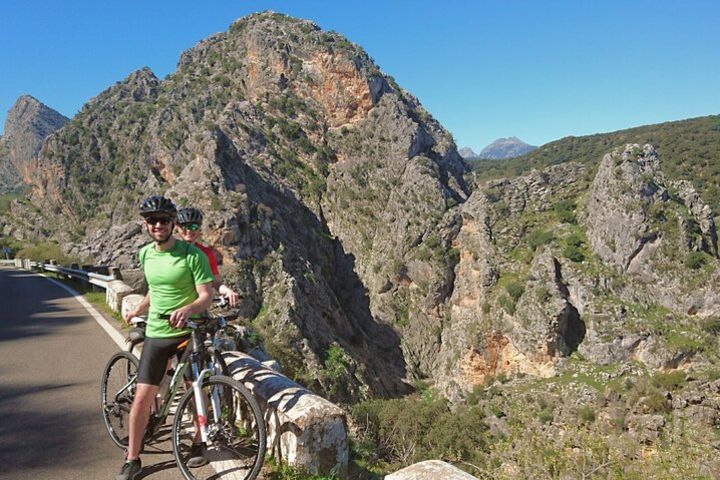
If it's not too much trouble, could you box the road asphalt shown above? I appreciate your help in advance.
[0,267,182,479]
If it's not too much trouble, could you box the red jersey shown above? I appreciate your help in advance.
[194,243,219,276]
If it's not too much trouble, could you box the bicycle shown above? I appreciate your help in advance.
[100,306,266,480]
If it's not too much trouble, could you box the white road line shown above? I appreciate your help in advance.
[41,275,127,350]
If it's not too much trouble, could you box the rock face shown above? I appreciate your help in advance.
[6,13,719,406]
[478,136,536,159]
[0,95,68,192]
[11,12,469,400]
[583,144,667,271]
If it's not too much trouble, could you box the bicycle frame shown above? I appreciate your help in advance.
[152,321,223,444]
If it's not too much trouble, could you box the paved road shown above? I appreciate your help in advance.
[0,267,181,480]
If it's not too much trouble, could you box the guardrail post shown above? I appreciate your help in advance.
[109,267,122,280]
[106,280,135,312]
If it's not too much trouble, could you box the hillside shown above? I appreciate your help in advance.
[470,115,720,211]
[3,12,720,478]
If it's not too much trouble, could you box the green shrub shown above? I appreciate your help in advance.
[498,295,516,315]
[577,405,597,424]
[264,458,340,479]
[639,388,671,413]
[322,344,351,396]
[527,229,553,251]
[505,282,525,302]
[650,370,686,391]
[351,395,488,469]
[563,244,586,263]
[538,409,554,424]
[685,251,707,269]
[700,316,720,335]
[552,199,577,224]
[15,242,83,265]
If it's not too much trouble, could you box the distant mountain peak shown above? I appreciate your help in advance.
[478,137,536,160]
[458,147,478,159]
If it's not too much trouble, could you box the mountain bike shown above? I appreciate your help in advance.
[100,308,266,480]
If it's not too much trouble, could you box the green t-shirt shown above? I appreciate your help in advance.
[139,239,214,338]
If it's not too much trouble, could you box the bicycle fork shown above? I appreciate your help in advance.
[190,356,223,444]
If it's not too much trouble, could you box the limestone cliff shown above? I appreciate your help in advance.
[0,95,67,192]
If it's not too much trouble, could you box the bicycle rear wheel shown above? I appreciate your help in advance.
[172,375,265,480]
[100,351,139,449]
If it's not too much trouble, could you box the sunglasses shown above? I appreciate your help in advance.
[179,223,201,231]
[145,216,174,226]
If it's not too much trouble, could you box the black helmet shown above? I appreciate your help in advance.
[139,195,177,218]
[177,207,203,224]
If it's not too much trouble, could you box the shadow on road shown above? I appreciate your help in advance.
[0,382,97,473]
[0,270,86,343]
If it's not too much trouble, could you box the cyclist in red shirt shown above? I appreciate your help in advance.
[176,207,240,307]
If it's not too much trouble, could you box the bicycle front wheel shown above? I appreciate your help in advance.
[172,375,265,480]
[100,351,139,449]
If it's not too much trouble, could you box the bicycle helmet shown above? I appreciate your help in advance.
[177,207,203,225]
[139,195,177,218]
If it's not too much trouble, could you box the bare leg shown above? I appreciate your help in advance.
[127,383,159,460]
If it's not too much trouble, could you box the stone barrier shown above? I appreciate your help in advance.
[106,280,135,312]
[223,351,349,478]
[385,460,479,480]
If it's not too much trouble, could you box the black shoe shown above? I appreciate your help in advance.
[116,458,142,480]
[187,442,208,468]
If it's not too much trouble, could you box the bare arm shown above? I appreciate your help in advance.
[216,276,240,307]
[124,293,150,324]
[168,282,213,329]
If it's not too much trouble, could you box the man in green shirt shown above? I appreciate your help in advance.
[118,195,214,480]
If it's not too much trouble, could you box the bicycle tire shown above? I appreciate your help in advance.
[100,350,139,449]
[172,375,266,480]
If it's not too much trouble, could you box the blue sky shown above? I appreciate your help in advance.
[1,0,718,150]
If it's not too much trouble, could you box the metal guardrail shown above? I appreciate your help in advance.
[9,259,117,288]
[40,263,116,288]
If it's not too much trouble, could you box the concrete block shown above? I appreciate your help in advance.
[385,460,479,480]
[121,293,146,319]
[106,280,136,312]
[223,352,348,478]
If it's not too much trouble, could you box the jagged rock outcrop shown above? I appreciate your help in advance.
[582,144,667,272]
[581,144,719,316]
[0,95,67,192]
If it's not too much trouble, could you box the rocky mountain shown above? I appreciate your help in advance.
[458,146,478,159]
[0,95,68,193]
[4,11,720,477]
[477,136,536,159]
[6,11,469,400]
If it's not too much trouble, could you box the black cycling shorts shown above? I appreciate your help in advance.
[136,336,191,386]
